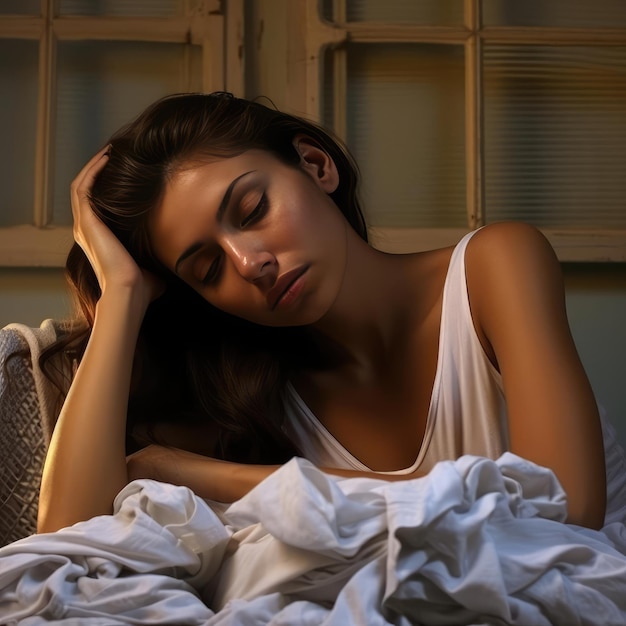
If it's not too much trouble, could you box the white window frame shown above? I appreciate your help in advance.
[0,0,244,267]
[285,0,626,261]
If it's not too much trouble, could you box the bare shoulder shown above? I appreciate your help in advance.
[464,222,567,361]
[465,221,563,299]
[466,221,559,275]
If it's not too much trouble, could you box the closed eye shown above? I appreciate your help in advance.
[199,193,267,285]
[200,255,222,286]
[240,193,268,228]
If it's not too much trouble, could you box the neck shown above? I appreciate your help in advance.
[311,234,418,373]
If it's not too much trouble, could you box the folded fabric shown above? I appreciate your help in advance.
[1,454,626,626]
[0,479,230,624]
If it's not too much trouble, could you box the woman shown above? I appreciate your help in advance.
[37,92,606,534]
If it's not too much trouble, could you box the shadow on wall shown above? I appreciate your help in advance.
[564,263,626,452]
[0,268,71,329]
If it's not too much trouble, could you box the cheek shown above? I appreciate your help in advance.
[284,200,343,245]
[196,268,259,313]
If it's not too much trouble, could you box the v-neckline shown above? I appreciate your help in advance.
[283,244,460,475]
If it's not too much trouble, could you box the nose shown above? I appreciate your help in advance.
[222,235,276,283]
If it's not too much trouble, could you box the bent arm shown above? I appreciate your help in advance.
[126,444,428,503]
[38,292,147,533]
[466,222,606,529]
[38,146,159,533]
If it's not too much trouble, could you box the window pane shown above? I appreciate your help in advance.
[483,0,626,28]
[326,43,466,228]
[322,0,463,24]
[484,45,626,228]
[0,0,40,14]
[0,40,38,228]
[53,41,203,226]
[58,0,183,17]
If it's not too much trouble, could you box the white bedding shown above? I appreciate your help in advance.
[1,453,626,625]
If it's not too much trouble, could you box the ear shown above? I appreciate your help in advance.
[293,134,339,194]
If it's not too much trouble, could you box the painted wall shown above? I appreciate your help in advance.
[0,268,71,328]
[563,265,626,448]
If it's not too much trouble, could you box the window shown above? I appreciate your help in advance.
[0,0,243,267]
[286,0,626,261]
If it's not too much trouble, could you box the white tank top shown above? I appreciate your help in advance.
[282,230,509,475]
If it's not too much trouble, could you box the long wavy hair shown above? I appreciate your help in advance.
[47,92,367,463]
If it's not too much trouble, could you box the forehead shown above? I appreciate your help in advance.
[148,150,275,268]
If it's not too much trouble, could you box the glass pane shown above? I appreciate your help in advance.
[53,41,203,226]
[483,0,626,28]
[484,45,626,228]
[322,0,463,24]
[0,0,40,14]
[58,0,183,17]
[326,43,466,228]
[0,40,38,227]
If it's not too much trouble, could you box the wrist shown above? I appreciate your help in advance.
[96,286,150,322]
[166,450,277,502]
[229,462,277,500]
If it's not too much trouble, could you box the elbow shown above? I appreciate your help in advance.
[36,496,70,535]
[37,507,61,535]
[566,510,605,531]
[565,488,606,530]
[37,482,70,534]
[37,521,57,535]
[36,495,53,534]
[37,491,115,535]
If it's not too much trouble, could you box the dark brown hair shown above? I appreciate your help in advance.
[54,92,367,463]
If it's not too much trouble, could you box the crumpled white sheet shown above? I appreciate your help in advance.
[1,453,626,625]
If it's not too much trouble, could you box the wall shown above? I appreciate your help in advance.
[563,265,626,447]
[0,268,71,328]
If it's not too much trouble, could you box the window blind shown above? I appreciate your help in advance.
[484,45,626,228]
[323,0,463,25]
[58,0,184,17]
[325,43,466,228]
[482,0,626,28]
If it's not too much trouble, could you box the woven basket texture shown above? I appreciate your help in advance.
[0,329,46,546]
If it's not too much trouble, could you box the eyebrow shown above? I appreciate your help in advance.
[174,170,255,274]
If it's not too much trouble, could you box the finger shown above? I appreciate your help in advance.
[71,148,111,231]
[71,145,111,205]
[73,143,111,188]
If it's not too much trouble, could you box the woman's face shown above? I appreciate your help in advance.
[149,146,349,327]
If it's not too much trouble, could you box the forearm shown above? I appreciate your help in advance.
[127,446,425,503]
[127,445,278,502]
[38,290,146,533]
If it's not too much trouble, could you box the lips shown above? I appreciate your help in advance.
[266,266,308,310]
